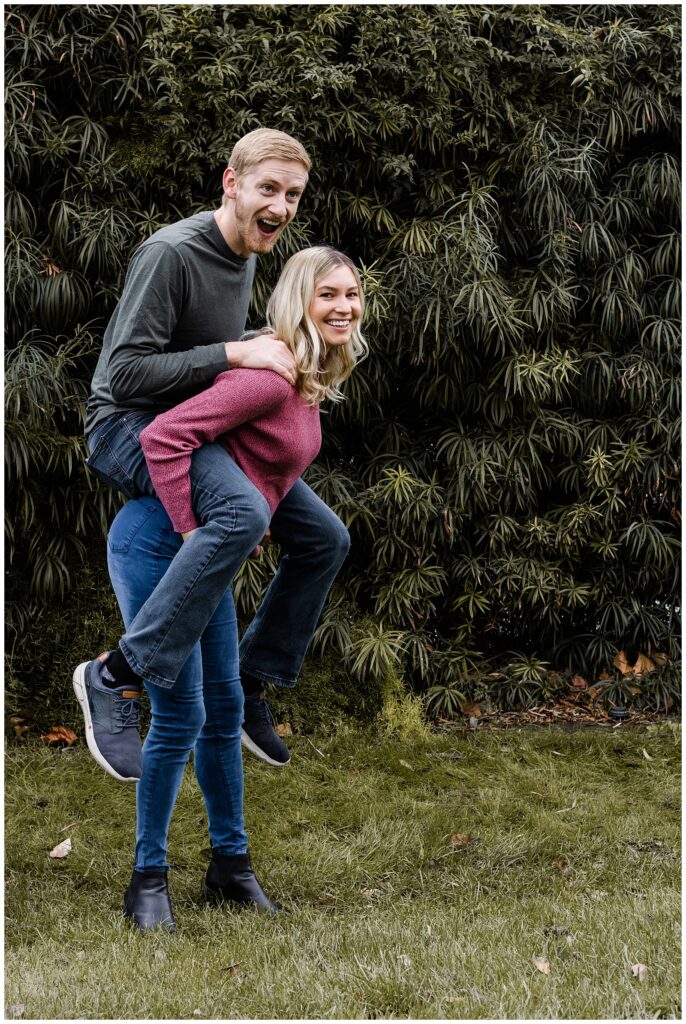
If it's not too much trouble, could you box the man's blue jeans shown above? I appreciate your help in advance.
[108,497,248,869]
[87,411,350,690]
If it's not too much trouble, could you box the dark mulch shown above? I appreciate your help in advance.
[434,689,679,731]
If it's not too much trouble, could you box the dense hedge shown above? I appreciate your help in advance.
[5,4,681,713]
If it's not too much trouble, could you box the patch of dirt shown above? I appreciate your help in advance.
[433,690,680,731]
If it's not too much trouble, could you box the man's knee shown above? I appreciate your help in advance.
[152,697,206,750]
[202,685,244,737]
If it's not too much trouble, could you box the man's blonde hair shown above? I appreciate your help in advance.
[266,247,367,406]
[228,128,311,176]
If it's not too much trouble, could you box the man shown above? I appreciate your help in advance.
[75,128,350,783]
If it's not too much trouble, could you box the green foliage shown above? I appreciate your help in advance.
[5,4,681,708]
[376,671,431,741]
[425,679,468,719]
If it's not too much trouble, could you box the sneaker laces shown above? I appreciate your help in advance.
[113,693,141,729]
[253,691,275,728]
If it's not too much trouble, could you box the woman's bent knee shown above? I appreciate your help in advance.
[327,515,351,562]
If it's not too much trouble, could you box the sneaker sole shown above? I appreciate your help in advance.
[72,662,139,784]
[240,728,291,767]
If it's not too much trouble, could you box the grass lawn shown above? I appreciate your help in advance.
[5,721,681,1020]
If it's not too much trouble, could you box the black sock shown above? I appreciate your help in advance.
[104,648,142,689]
[241,674,263,696]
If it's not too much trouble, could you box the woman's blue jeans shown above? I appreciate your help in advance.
[88,411,351,690]
[108,497,248,870]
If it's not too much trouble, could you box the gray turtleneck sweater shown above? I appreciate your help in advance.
[85,211,256,437]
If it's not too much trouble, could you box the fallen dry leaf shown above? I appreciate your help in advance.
[49,837,72,859]
[651,652,670,667]
[553,856,568,872]
[462,701,482,717]
[274,722,292,737]
[534,956,550,975]
[451,833,472,848]
[613,650,633,675]
[42,726,78,747]
[571,675,588,690]
[10,715,33,737]
[633,653,656,675]
[399,759,413,770]
[631,963,648,982]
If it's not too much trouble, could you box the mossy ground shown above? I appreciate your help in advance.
[5,721,681,1019]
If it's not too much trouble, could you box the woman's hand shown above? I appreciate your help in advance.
[225,335,297,385]
[249,528,271,558]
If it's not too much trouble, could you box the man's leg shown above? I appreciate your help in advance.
[107,497,202,931]
[239,478,350,764]
[193,579,278,912]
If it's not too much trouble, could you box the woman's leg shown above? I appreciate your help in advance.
[238,478,350,766]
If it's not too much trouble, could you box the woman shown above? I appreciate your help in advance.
[105,247,366,932]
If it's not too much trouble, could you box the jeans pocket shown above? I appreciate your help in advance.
[86,432,135,497]
[87,411,156,498]
[108,497,167,555]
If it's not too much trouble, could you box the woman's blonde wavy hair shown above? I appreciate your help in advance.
[266,247,368,406]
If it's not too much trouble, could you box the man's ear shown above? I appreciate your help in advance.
[222,166,239,200]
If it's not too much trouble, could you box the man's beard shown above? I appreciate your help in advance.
[234,197,282,253]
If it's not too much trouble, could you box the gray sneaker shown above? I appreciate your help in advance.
[73,654,142,782]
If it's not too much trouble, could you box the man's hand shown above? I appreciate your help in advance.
[225,335,297,386]
[181,529,196,541]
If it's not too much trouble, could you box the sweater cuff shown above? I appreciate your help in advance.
[190,341,230,379]
[171,511,200,535]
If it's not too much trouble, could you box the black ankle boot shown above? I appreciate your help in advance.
[123,869,176,933]
[203,852,281,913]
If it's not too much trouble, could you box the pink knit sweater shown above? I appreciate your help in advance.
[139,369,321,534]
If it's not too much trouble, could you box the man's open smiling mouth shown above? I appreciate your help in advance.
[257,218,282,236]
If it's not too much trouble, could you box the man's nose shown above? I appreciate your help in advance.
[268,194,288,219]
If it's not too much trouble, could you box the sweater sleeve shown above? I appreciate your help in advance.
[106,242,229,403]
[139,370,291,533]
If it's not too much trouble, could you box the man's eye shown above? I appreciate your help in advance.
[287,192,300,200]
